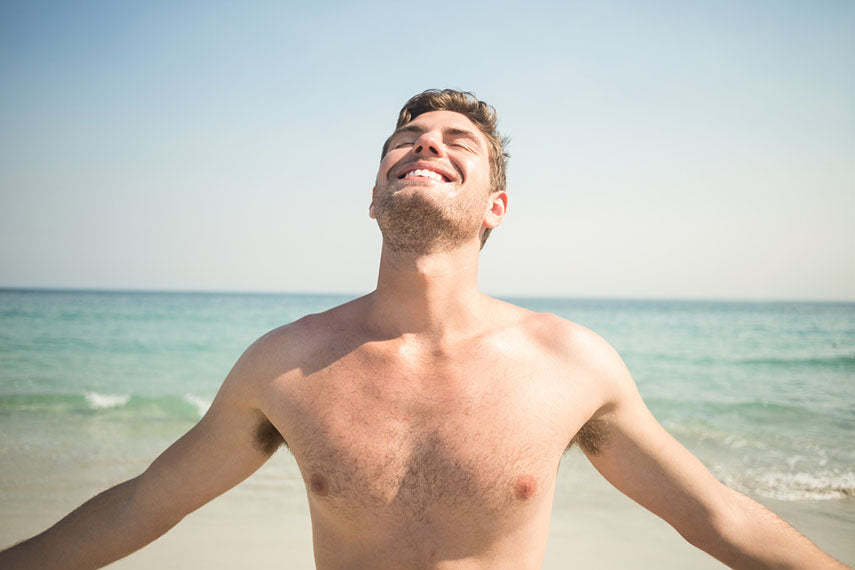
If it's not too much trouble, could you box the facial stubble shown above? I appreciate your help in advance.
[373,185,484,255]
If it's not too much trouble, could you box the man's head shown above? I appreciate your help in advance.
[374,89,510,251]
[383,90,510,198]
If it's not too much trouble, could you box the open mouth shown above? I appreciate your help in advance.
[398,168,451,183]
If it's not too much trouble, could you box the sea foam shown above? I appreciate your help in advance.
[718,469,855,501]
[183,394,211,418]
[85,392,131,409]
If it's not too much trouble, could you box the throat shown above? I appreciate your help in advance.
[368,269,486,340]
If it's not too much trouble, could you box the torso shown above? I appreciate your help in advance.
[255,297,601,569]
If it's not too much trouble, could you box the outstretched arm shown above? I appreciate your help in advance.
[573,331,846,569]
[0,341,284,570]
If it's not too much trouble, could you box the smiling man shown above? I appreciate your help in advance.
[0,89,845,569]
[372,106,503,254]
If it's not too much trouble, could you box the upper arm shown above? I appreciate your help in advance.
[571,331,731,540]
[131,337,287,523]
[568,331,848,567]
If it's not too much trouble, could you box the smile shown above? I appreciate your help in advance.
[399,168,450,183]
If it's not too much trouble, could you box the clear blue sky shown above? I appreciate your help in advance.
[1,0,853,300]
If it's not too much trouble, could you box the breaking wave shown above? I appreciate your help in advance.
[85,392,131,409]
[716,468,855,501]
[0,392,211,421]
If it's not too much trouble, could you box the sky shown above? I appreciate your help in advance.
[1,0,853,301]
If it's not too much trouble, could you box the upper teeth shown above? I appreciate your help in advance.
[406,169,445,182]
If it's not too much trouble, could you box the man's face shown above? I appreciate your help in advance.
[371,110,495,254]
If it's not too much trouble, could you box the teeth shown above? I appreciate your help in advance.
[405,168,445,182]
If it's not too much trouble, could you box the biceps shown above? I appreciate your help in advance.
[133,403,280,518]
[584,404,728,528]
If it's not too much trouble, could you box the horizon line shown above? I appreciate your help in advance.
[1,285,853,305]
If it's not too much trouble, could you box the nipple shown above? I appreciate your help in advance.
[514,474,537,501]
[309,473,329,496]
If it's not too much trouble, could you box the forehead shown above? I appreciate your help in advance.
[393,110,488,147]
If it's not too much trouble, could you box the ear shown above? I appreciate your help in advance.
[483,191,508,229]
[369,186,376,219]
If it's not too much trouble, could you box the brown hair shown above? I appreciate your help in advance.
[382,89,510,248]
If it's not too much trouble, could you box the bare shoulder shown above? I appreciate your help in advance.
[499,303,627,377]
[230,295,366,387]
[215,296,366,451]
[493,302,638,452]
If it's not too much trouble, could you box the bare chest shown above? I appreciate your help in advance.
[275,351,576,523]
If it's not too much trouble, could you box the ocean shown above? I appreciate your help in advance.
[1,290,853,533]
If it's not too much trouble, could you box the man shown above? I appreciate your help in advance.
[0,89,845,569]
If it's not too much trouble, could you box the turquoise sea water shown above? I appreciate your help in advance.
[0,290,853,504]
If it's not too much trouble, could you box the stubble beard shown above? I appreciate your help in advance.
[373,186,483,255]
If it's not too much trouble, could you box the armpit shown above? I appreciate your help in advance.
[254,418,287,455]
[569,418,608,455]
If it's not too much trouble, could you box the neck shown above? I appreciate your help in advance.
[367,239,486,342]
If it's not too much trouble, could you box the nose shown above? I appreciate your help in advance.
[413,131,445,157]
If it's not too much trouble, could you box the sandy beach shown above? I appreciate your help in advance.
[3,450,852,569]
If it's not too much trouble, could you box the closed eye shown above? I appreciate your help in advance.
[448,141,475,151]
[445,130,480,153]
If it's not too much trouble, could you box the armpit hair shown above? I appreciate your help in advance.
[254,418,287,455]
[569,418,609,455]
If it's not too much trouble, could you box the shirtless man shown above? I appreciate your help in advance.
[0,89,845,569]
